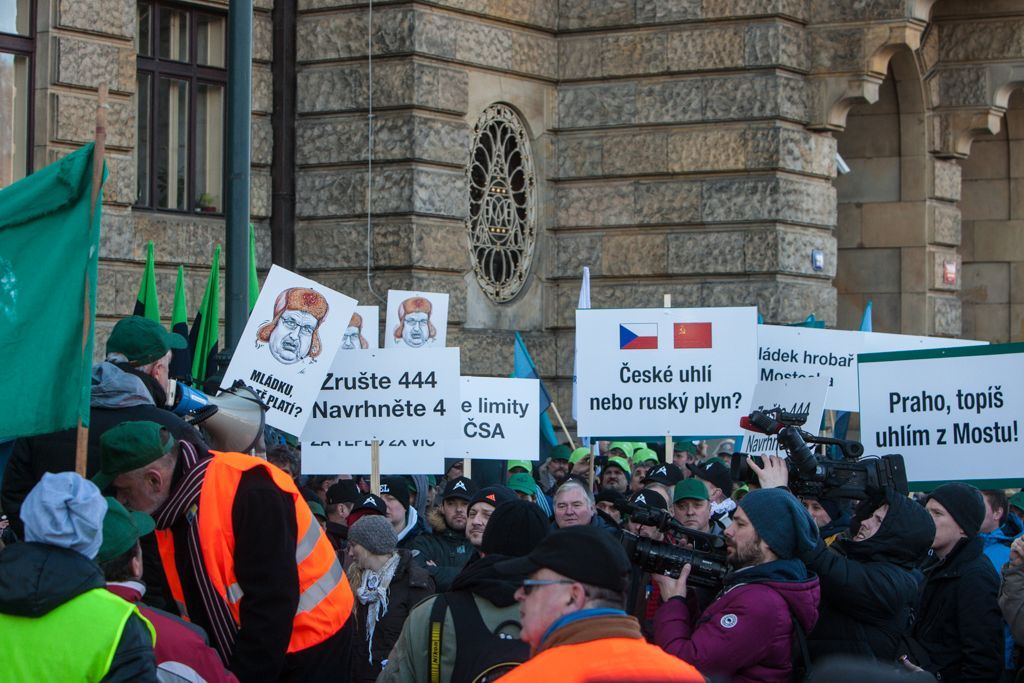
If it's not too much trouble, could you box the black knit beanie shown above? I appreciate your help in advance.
[480,500,550,557]
[926,483,985,539]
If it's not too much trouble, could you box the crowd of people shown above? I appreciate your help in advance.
[1,314,1023,683]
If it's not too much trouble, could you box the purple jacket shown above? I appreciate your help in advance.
[654,559,820,683]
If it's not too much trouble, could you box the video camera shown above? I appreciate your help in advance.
[616,500,730,587]
[731,408,909,501]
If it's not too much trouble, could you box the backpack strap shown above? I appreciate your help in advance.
[790,614,811,683]
[428,594,449,683]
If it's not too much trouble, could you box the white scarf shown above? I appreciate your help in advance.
[356,552,401,664]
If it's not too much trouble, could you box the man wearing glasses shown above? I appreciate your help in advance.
[494,526,703,682]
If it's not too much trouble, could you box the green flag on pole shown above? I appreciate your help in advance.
[168,265,192,381]
[248,223,259,312]
[133,239,160,323]
[189,245,220,386]
[0,143,105,439]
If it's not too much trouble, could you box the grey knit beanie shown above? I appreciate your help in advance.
[348,515,398,556]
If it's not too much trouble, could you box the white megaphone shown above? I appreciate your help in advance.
[167,380,267,454]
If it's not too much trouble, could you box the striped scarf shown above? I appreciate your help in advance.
[153,442,239,662]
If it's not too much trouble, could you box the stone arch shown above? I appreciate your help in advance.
[834,47,960,335]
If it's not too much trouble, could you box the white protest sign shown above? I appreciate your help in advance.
[220,265,357,435]
[338,305,380,351]
[458,377,539,460]
[300,348,460,473]
[385,290,449,348]
[575,307,758,437]
[858,343,1024,489]
[741,376,830,457]
[758,326,986,412]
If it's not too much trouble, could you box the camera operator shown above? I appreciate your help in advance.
[751,455,938,664]
[801,496,851,546]
[652,488,821,683]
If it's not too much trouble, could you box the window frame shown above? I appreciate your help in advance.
[0,0,36,182]
[135,0,228,215]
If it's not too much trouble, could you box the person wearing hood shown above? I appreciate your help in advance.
[911,483,1003,682]
[0,472,158,682]
[379,500,550,682]
[1,315,205,538]
[380,476,426,549]
[798,489,936,663]
[653,488,821,683]
[409,476,477,592]
[346,515,433,682]
[801,496,851,545]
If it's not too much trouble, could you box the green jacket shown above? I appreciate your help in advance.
[408,508,473,592]
[380,554,522,683]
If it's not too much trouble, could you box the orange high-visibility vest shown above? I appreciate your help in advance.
[154,451,353,654]
[497,637,705,683]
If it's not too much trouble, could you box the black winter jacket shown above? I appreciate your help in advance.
[0,542,158,682]
[801,489,935,663]
[408,507,473,592]
[350,549,434,682]
[913,536,1003,682]
[1,362,206,536]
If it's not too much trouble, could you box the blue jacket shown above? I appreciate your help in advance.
[981,513,1024,669]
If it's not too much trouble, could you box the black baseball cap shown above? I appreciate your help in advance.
[688,460,733,496]
[469,485,517,510]
[326,480,360,506]
[628,488,668,511]
[496,525,631,593]
[643,463,683,487]
[347,493,388,527]
[441,476,477,502]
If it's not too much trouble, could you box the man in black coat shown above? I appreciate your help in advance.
[799,488,935,662]
[1,315,205,536]
[409,476,477,591]
[913,482,1003,682]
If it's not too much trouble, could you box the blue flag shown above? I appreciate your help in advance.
[512,332,558,447]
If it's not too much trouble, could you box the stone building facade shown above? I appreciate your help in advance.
[8,0,1024,432]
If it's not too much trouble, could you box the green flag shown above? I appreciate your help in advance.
[189,245,220,386]
[0,143,105,439]
[248,223,259,312]
[168,265,192,381]
[133,239,160,322]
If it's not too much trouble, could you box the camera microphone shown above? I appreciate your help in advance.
[739,412,785,435]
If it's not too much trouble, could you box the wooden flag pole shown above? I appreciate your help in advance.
[370,439,381,494]
[549,401,576,451]
[462,459,472,480]
[75,84,108,477]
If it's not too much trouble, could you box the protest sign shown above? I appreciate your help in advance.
[575,307,758,437]
[300,348,460,474]
[740,376,829,458]
[758,326,985,412]
[458,377,539,460]
[385,290,449,348]
[220,265,356,435]
[339,305,379,351]
[858,343,1024,489]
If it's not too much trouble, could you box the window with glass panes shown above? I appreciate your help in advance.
[0,0,34,189]
[136,1,226,213]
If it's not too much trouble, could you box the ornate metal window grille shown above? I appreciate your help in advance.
[467,104,536,303]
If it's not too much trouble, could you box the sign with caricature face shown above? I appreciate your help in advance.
[339,305,379,351]
[385,290,449,349]
[220,265,357,435]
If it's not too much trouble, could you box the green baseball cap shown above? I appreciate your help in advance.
[106,315,187,366]
[97,497,156,564]
[550,444,572,462]
[674,441,698,455]
[507,460,534,473]
[604,456,631,476]
[308,500,327,519]
[507,472,537,496]
[569,447,592,465]
[606,442,634,460]
[1010,491,1024,511]
[673,478,710,503]
[94,421,176,491]
[632,447,659,465]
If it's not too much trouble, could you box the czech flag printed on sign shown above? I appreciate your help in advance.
[619,323,658,350]
[673,322,712,349]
